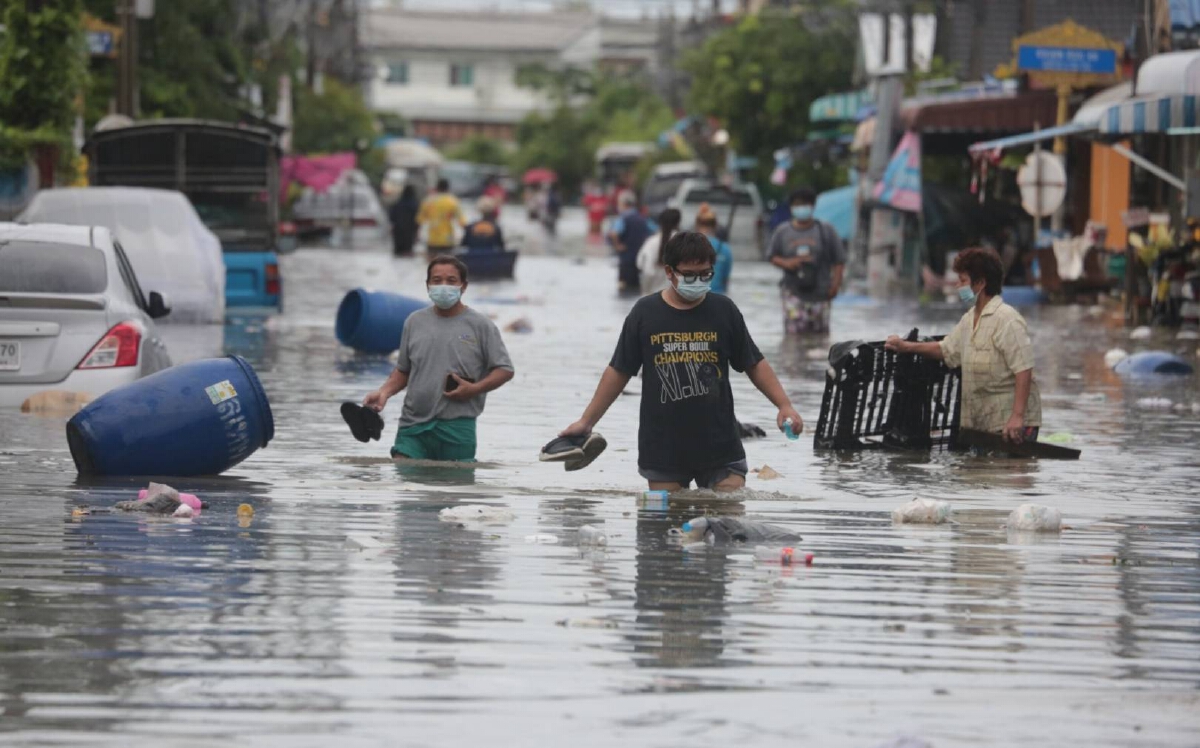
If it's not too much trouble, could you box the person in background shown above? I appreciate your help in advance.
[767,187,845,335]
[363,255,514,461]
[461,197,505,252]
[388,184,420,257]
[583,181,609,240]
[609,191,653,295]
[695,203,733,295]
[482,176,506,204]
[559,232,803,492]
[542,184,561,237]
[418,178,465,255]
[886,247,1042,443]
[636,208,681,296]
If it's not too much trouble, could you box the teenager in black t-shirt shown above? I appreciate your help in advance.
[560,232,803,491]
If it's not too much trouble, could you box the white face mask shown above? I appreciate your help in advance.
[428,284,462,310]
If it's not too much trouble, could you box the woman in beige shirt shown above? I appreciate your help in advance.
[886,248,1042,443]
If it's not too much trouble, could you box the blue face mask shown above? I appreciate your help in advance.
[428,284,462,310]
[958,285,977,304]
[676,277,711,302]
[792,205,814,222]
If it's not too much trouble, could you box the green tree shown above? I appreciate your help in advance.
[682,6,857,181]
[292,78,376,154]
[0,0,86,167]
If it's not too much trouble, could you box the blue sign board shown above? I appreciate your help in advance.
[1018,45,1117,75]
[87,30,114,57]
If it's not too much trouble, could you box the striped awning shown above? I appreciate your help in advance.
[968,122,1096,155]
[1100,93,1200,134]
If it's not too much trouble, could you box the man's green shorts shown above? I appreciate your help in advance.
[391,417,477,462]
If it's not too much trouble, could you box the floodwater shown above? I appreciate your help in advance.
[2,215,1199,747]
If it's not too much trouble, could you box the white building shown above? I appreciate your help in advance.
[361,8,659,145]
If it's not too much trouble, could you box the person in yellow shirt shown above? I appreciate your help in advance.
[417,178,465,253]
[886,247,1042,443]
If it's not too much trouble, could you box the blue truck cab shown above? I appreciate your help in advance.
[86,119,287,312]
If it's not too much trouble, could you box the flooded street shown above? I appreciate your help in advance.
[2,222,1199,747]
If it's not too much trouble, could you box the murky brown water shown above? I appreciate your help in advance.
[2,228,1199,746]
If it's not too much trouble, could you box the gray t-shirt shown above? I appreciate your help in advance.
[767,220,847,300]
[395,306,514,427]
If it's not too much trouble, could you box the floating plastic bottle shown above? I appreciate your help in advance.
[639,489,669,512]
[753,546,814,566]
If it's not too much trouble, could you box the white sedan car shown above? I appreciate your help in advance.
[0,223,172,408]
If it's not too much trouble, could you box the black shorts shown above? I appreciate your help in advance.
[638,459,749,489]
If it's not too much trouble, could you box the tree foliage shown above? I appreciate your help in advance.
[0,0,86,166]
[445,135,510,166]
[511,66,674,194]
[681,7,857,181]
[292,78,376,154]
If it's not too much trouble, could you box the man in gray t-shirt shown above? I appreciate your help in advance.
[364,256,514,461]
[767,187,846,335]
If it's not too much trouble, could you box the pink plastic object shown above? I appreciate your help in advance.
[138,489,202,515]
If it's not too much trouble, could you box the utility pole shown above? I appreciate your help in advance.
[306,0,318,90]
[116,0,138,116]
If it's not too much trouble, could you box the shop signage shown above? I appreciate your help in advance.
[1018,45,1117,75]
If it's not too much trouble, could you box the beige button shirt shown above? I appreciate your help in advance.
[938,296,1042,432]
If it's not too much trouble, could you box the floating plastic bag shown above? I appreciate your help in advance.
[891,498,952,525]
[1006,503,1062,532]
[1137,397,1173,409]
[675,516,801,545]
[577,525,608,547]
[1130,326,1152,340]
[439,505,516,524]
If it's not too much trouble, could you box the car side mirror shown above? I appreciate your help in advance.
[147,291,171,319]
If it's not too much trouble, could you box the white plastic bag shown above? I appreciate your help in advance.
[1006,503,1062,532]
[891,498,952,525]
[577,525,608,547]
[1104,348,1129,368]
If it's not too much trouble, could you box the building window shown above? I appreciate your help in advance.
[449,63,474,87]
[386,61,408,84]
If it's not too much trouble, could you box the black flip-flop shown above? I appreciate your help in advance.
[341,401,384,443]
[564,432,607,472]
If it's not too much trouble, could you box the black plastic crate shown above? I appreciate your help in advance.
[814,329,962,452]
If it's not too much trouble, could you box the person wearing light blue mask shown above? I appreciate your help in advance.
[766,187,847,336]
[363,255,515,462]
[560,232,803,492]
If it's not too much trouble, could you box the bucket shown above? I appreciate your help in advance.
[66,355,274,476]
[335,288,427,354]
[1113,351,1195,376]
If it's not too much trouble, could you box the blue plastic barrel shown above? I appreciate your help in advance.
[335,288,427,354]
[1113,351,1195,376]
[1001,286,1046,307]
[66,355,274,476]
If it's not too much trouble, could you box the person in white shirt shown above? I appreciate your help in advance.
[636,208,681,296]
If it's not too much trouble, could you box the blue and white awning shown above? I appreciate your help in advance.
[1100,93,1200,134]
[968,122,1096,155]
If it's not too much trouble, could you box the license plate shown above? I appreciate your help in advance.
[0,340,19,371]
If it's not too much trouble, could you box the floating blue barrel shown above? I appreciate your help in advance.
[66,355,274,476]
[1001,286,1046,307]
[1114,351,1195,376]
[335,288,427,354]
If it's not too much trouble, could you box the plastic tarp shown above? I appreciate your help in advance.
[21,188,225,323]
[291,170,386,226]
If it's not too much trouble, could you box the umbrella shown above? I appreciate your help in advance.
[814,185,856,241]
[522,168,557,185]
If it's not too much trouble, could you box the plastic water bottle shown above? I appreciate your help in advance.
[753,546,814,566]
[782,418,800,441]
[639,490,669,512]
[577,524,608,547]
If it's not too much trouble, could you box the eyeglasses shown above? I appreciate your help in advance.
[671,268,715,283]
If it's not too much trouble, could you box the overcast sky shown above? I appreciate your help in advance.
[371,0,740,19]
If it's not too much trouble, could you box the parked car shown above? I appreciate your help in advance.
[671,178,766,260]
[0,223,171,408]
[642,160,708,217]
[291,169,388,236]
[20,187,226,323]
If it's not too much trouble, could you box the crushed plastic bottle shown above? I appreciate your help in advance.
[891,498,952,525]
[524,533,560,545]
[577,524,608,546]
[1006,503,1062,532]
[753,546,814,566]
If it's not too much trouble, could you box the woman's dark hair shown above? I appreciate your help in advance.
[662,231,716,268]
[436,178,450,192]
[399,185,417,203]
[789,187,816,206]
[427,254,469,285]
[656,208,682,265]
[952,247,1003,296]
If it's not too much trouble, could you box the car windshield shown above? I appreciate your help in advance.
[645,175,691,204]
[683,187,755,206]
[0,240,107,294]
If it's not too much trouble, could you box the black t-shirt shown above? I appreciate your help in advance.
[610,292,764,472]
